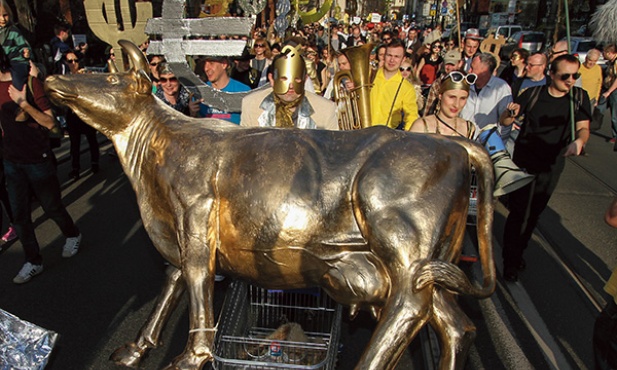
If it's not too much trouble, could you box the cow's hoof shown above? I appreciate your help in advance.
[163,351,212,370]
[110,343,147,368]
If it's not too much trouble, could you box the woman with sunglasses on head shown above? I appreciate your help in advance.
[409,71,478,139]
[250,38,273,88]
[499,48,529,86]
[155,62,199,117]
[415,40,443,96]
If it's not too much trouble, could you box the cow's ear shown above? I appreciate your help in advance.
[133,70,153,95]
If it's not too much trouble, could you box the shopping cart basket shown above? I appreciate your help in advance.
[213,280,343,369]
[467,168,478,226]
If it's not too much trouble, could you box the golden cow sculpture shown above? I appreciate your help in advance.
[45,40,496,370]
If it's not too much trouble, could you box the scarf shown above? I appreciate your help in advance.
[273,93,303,128]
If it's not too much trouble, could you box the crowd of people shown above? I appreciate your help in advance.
[2,5,617,366]
[0,4,612,330]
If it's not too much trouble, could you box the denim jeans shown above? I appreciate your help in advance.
[4,158,79,264]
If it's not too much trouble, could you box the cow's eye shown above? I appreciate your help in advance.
[107,75,119,84]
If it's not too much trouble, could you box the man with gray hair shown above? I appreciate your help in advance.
[460,52,513,142]
[579,48,603,107]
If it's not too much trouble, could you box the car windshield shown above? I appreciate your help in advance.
[523,33,544,43]
[574,40,597,52]
[508,32,521,43]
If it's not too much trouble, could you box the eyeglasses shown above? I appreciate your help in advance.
[399,66,412,72]
[510,55,522,60]
[150,62,160,66]
[66,59,78,63]
[383,37,391,41]
[159,77,178,83]
[433,45,442,49]
[556,72,581,81]
[254,43,266,48]
[445,71,477,85]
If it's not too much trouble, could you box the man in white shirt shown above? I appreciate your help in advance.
[460,52,513,142]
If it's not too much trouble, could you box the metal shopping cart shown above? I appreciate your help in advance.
[467,168,478,226]
[213,280,343,369]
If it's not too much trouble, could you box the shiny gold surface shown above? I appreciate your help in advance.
[44,40,496,370]
[273,44,306,95]
[333,44,373,129]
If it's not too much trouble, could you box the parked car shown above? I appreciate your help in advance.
[499,31,546,60]
[561,37,606,65]
[486,25,523,40]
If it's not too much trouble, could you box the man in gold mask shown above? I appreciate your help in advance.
[240,44,338,130]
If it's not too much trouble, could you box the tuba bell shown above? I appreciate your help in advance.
[333,43,373,130]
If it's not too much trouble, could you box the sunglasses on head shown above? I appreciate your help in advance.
[159,77,178,83]
[557,72,581,81]
[399,66,412,72]
[446,71,477,85]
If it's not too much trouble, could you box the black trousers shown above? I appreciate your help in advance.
[502,160,565,270]
[67,113,99,171]
[594,299,617,369]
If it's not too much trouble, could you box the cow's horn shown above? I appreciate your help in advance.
[107,59,118,73]
[118,39,149,72]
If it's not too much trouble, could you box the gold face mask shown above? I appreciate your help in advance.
[273,44,306,95]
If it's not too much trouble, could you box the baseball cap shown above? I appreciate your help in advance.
[444,50,462,65]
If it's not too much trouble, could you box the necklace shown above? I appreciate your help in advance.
[435,113,465,137]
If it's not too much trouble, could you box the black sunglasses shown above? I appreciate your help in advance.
[254,43,266,48]
[150,62,160,67]
[159,77,178,83]
[66,59,78,63]
[557,72,581,81]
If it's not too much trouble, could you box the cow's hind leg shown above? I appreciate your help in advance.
[111,265,185,367]
[355,287,432,370]
[430,290,476,370]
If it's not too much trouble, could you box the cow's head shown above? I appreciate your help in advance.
[45,40,153,137]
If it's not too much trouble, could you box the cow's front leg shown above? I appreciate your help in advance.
[164,223,217,369]
[111,265,185,367]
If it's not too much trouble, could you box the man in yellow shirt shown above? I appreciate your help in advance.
[579,49,603,106]
[370,39,418,130]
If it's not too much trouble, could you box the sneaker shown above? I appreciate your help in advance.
[1,226,17,242]
[62,234,82,258]
[13,262,43,284]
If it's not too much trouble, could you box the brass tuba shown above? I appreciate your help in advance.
[333,43,373,130]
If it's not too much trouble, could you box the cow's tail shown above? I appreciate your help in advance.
[413,138,496,299]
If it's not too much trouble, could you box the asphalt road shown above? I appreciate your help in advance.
[0,118,615,369]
